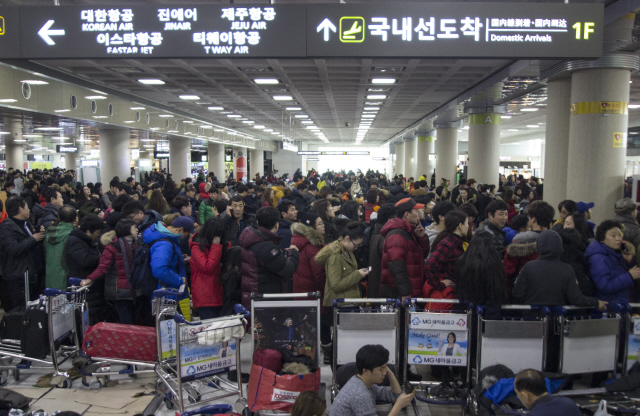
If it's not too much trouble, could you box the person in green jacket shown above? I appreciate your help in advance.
[44,205,77,290]
[198,191,228,225]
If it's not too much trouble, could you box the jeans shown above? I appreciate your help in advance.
[114,299,141,325]
[198,306,222,320]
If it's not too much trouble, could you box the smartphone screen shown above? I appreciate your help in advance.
[368,266,372,272]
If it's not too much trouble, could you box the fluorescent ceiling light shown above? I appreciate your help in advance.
[149,127,159,130]
[23,134,42,138]
[208,106,224,111]
[167,130,178,133]
[0,99,17,103]
[140,139,155,142]
[254,125,265,129]
[526,125,539,128]
[227,114,242,118]
[130,107,145,110]
[13,139,27,142]
[301,121,314,124]
[367,95,386,100]
[242,121,255,124]
[508,129,519,132]
[0,132,9,135]
[371,78,396,84]
[35,127,63,131]
[362,115,376,118]
[93,116,108,119]
[629,104,640,109]
[264,129,274,132]
[271,132,280,135]
[85,95,107,100]
[143,145,155,147]
[159,114,174,118]
[138,79,165,85]
[21,80,48,85]
[295,115,309,118]
[521,108,539,112]
[273,95,293,101]
[183,121,194,123]
[501,115,512,119]
[306,126,318,129]
[364,107,379,111]
[123,121,136,123]
[179,95,200,100]
[286,107,302,111]
[254,79,279,84]
[54,109,70,113]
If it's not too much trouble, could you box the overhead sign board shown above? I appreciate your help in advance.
[0,4,603,59]
[298,151,371,156]
[56,145,78,153]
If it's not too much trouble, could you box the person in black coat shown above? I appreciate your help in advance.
[65,214,104,325]
[558,228,595,297]
[20,180,39,211]
[220,195,256,246]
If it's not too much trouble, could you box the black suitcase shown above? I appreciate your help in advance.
[21,305,49,359]
[0,307,26,342]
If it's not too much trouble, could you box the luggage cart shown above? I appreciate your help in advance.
[70,278,159,388]
[331,298,401,401]
[622,303,640,375]
[176,403,235,416]
[155,295,250,415]
[553,305,621,376]
[404,298,472,411]
[0,276,88,387]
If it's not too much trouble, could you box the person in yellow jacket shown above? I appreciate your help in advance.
[317,179,327,190]
[271,184,285,206]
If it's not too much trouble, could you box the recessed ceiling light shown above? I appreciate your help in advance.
[0,99,17,103]
[183,120,194,123]
[286,107,302,111]
[227,114,242,118]
[254,79,280,84]
[526,125,539,128]
[362,115,376,118]
[306,126,318,129]
[208,106,224,111]
[521,108,539,112]
[254,125,265,129]
[264,129,274,132]
[179,95,200,100]
[35,127,63,131]
[13,139,27,142]
[0,132,9,135]
[295,115,309,118]
[138,79,165,85]
[54,109,71,113]
[23,134,42,138]
[358,126,370,130]
[20,80,48,85]
[85,95,107,100]
[629,104,640,109]
[367,95,386,100]
[371,78,396,84]
[364,107,379,111]
[130,107,145,110]
[273,95,293,101]
[501,115,512,119]
[93,116,108,119]
[242,121,255,124]
[159,114,175,118]
[271,131,280,135]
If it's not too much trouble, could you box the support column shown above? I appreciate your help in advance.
[404,136,417,180]
[65,151,78,171]
[6,121,24,172]
[543,78,572,211]
[207,142,225,180]
[249,148,264,179]
[435,124,459,188]
[99,127,130,183]
[566,67,632,224]
[168,136,191,180]
[233,146,247,182]
[467,113,502,186]
[395,142,405,176]
[416,121,436,183]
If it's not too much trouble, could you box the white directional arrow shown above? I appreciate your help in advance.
[38,20,65,45]
[317,18,336,42]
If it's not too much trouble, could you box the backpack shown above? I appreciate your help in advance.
[354,223,374,269]
[129,237,177,297]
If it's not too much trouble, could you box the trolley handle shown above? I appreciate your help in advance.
[404,298,469,306]
[552,303,624,315]
[234,304,251,318]
[153,284,186,298]
[44,287,81,297]
[476,304,550,316]
[174,404,233,416]
[68,277,84,286]
[333,298,399,307]
[251,292,321,300]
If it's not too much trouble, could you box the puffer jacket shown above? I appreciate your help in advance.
[286,189,306,212]
[387,186,407,204]
[198,198,216,225]
[423,232,464,307]
[616,214,640,250]
[476,220,506,254]
[85,232,138,301]
[276,218,293,250]
[380,218,430,298]
[239,225,299,309]
[220,211,256,247]
[291,222,326,296]
[20,189,39,211]
[189,235,223,308]
[368,221,385,298]
[44,222,74,290]
[142,222,186,295]
[585,240,636,303]
[271,186,285,206]
[314,240,361,307]
[65,229,103,324]
[198,183,208,200]
[503,230,540,290]
[33,203,59,230]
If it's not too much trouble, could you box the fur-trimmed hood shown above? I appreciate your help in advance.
[506,230,540,257]
[100,230,116,246]
[314,239,342,267]
[326,196,341,206]
[291,222,324,247]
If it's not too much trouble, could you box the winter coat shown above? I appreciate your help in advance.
[364,203,378,223]
[314,240,362,307]
[198,199,217,227]
[476,193,493,223]
[512,230,599,307]
[616,214,640,250]
[476,220,506,254]
[423,232,464,305]
[189,236,224,308]
[142,222,186,294]
[276,219,293,251]
[20,189,39,211]
[291,223,326,310]
[455,194,477,207]
[380,218,430,298]
[33,203,59,230]
[303,192,316,210]
[286,189,306,212]
[426,222,441,246]
[504,230,540,290]
[220,211,256,247]
[65,228,103,324]
[239,225,299,308]
[85,232,138,301]
[387,186,406,204]
[323,219,340,245]
[368,221,385,298]
[585,240,636,303]
[0,217,42,282]
[44,222,74,290]
[271,186,285,206]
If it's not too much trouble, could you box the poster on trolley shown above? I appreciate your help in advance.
[408,312,468,367]
[253,301,318,359]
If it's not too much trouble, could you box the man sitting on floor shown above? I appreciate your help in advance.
[330,344,415,416]
[514,369,581,416]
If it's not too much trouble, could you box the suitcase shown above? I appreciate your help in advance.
[21,306,49,359]
[0,307,26,342]
[82,322,157,362]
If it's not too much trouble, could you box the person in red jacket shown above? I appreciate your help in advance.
[380,198,430,301]
[189,216,226,319]
[364,189,379,223]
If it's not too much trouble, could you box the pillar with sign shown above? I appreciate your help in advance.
[416,122,436,183]
[467,112,502,186]
[99,127,130,183]
[395,142,405,177]
[233,146,247,183]
[566,59,638,224]
[5,121,24,172]
[169,136,191,180]
[435,123,460,189]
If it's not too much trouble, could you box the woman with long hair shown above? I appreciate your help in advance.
[262,188,274,207]
[423,210,468,307]
[189,217,227,319]
[558,228,594,296]
[338,200,361,222]
[146,189,170,215]
[312,199,339,244]
[564,212,594,243]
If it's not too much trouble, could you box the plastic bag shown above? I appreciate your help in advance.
[594,400,612,416]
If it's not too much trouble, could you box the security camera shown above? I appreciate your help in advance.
[345,122,350,127]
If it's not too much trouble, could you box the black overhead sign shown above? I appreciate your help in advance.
[0,3,603,59]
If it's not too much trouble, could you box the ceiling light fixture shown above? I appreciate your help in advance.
[158,114,174,118]
[371,78,396,84]
[501,115,512,119]
[254,79,280,84]
[295,115,309,118]
[526,125,539,128]
[179,95,200,100]
[0,99,17,103]
[35,127,63,131]
[285,107,302,111]
[242,121,255,124]
[85,95,107,100]
[273,95,293,101]
[520,108,539,112]
[363,107,379,111]
[367,95,386,100]
[138,79,165,85]
[254,125,265,129]
[301,121,314,124]
[208,106,224,111]
[23,134,42,138]
[629,104,640,109]
[54,109,71,113]
[20,80,48,85]
[130,107,145,110]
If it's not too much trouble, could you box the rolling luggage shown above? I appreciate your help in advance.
[82,322,157,362]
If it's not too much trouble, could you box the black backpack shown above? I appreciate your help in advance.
[354,223,374,269]
[128,238,177,297]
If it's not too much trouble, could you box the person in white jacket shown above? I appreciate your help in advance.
[437,332,465,357]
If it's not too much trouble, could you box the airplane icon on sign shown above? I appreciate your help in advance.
[340,17,364,43]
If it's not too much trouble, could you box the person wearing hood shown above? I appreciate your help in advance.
[368,204,396,298]
[380,198,430,300]
[189,217,226,319]
[198,182,209,201]
[386,182,407,205]
[20,180,39,211]
[585,219,640,303]
[44,205,77,290]
[239,206,299,308]
[81,219,140,325]
[512,230,605,309]
[33,187,64,230]
[614,198,640,250]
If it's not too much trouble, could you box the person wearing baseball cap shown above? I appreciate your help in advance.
[379,198,429,300]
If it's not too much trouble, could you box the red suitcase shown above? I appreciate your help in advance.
[82,322,157,362]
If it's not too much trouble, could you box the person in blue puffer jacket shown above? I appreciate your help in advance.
[585,219,640,303]
[143,218,194,299]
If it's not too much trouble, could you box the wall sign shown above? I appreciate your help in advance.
[0,3,603,59]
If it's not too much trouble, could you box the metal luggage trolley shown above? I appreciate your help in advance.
[622,303,640,375]
[176,404,235,416]
[155,289,250,415]
[331,298,401,401]
[553,305,621,376]
[0,277,88,388]
[404,299,473,409]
